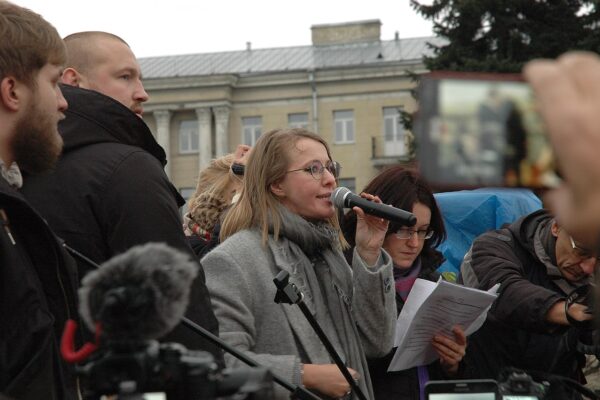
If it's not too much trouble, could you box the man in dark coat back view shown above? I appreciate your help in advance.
[0,2,79,399]
[21,32,223,364]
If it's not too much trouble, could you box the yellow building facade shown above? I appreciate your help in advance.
[139,20,442,205]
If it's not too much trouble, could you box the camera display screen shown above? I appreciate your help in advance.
[101,394,166,400]
[429,394,496,399]
[502,397,539,400]
[425,379,499,400]
[415,72,558,190]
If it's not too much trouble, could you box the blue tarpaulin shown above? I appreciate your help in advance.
[434,188,542,280]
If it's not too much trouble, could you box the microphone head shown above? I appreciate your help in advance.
[331,187,351,209]
[78,242,198,341]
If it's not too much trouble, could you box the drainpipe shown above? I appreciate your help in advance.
[309,70,318,133]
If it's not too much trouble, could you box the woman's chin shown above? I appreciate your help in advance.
[393,260,414,269]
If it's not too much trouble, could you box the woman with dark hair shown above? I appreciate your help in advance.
[341,166,467,400]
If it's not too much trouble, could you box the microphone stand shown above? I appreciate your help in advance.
[181,318,321,400]
[62,243,323,400]
[273,271,368,400]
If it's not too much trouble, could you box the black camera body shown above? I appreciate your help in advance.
[498,371,547,399]
[78,340,273,400]
[424,374,546,400]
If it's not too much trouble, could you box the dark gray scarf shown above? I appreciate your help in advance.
[271,207,374,400]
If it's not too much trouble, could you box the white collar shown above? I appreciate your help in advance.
[0,159,23,189]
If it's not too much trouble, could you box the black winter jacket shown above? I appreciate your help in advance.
[460,209,586,385]
[0,178,80,399]
[22,85,223,364]
[367,259,456,400]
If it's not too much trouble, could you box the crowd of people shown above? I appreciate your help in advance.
[1,1,599,400]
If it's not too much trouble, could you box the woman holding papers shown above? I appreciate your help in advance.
[201,128,397,400]
[341,166,467,400]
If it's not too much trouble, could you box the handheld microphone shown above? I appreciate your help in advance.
[331,187,417,226]
[78,242,198,341]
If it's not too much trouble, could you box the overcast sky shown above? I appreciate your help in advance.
[13,0,435,58]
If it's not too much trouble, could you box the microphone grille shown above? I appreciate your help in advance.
[331,187,351,208]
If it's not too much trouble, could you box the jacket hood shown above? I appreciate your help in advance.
[58,84,167,166]
[508,209,555,258]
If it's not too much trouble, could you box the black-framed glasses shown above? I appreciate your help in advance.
[286,160,341,180]
[568,235,600,260]
[395,228,434,240]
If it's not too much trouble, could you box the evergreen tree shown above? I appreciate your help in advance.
[401,0,600,149]
[412,0,600,73]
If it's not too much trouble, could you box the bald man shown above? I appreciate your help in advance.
[22,32,222,363]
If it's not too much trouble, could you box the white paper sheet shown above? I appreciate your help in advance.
[388,278,499,371]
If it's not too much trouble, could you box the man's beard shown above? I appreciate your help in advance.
[11,101,63,174]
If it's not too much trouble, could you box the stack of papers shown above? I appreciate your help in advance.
[388,278,499,371]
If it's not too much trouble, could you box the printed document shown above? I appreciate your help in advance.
[388,278,499,371]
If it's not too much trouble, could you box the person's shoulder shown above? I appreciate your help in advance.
[201,229,267,270]
[469,228,518,258]
[476,228,514,244]
[218,229,262,251]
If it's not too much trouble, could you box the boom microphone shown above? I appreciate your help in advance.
[331,187,417,226]
[78,242,198,341]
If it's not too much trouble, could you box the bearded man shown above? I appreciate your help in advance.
[0,2,80,399]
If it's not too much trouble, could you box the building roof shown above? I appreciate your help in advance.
[139,36,445,79]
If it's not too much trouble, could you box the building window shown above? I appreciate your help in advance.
[179,187,195,217]
[179,120,199,154]
[382,107,406,156]
[337,177,356,194]
[334,110,354,143]
[242,116,262,146]
[288,113,309,129]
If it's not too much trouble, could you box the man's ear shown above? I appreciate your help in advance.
[0,76,22,112]
[61,67,81,87]
[551,220,560,238]
[270,181,286,198]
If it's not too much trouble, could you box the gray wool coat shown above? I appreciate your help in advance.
[202,228,396,399]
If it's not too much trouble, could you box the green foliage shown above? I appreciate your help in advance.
[400,0,600,133]
[411,0,600,73]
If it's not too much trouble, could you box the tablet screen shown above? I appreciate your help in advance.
[425,379,499,400]
[428,394,496,400]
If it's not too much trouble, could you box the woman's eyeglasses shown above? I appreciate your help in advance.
[287,160,341,180]
[394,229,434,240]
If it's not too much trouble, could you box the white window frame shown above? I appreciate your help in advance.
[337,177,356,194]
[242,116,262,146]
[334,110,355,144]
[383,107,405,141]
[288,113,309,129]
[382,106,406,156]
[179,120,199,154]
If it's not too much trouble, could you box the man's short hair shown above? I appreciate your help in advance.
[63,31,129,75]
[0,1,66,87]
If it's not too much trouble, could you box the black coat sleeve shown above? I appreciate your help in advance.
[100,151,224,365]
[462,231,563,333]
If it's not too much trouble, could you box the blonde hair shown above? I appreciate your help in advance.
[187,153,241,232]
[190,154,237,204]
[220,128,347,248]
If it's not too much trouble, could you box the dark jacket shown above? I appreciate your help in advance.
[188,221,221,260]
[459,209,586,385]
[0,178,79,400]
[367,258,455,400]
[22,85,223,364]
